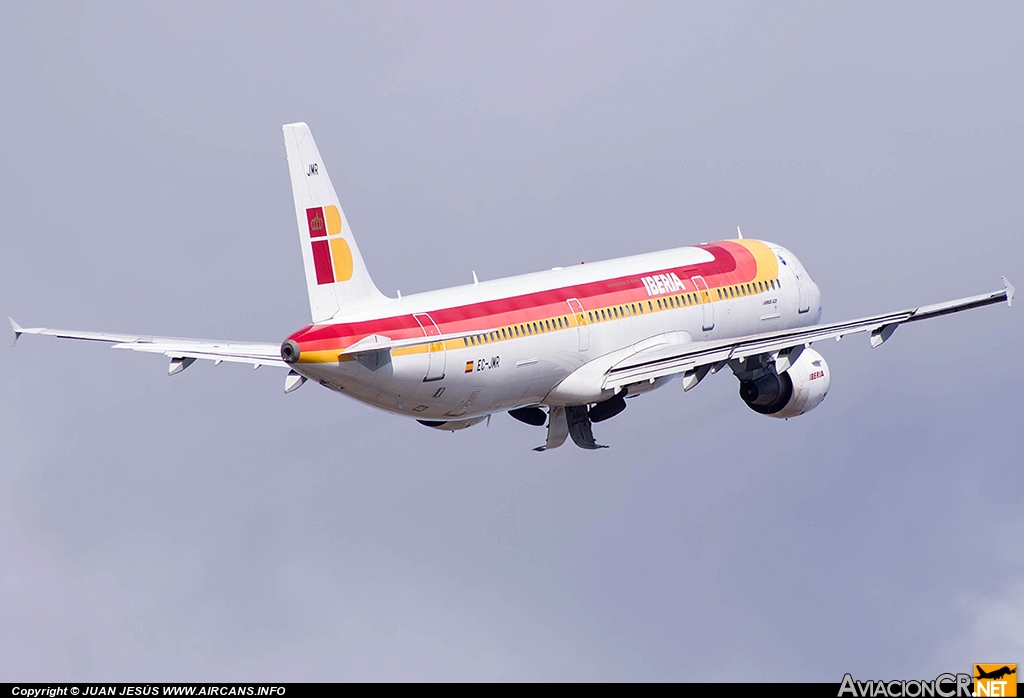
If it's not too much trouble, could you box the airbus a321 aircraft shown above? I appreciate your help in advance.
[11,124,1015,451]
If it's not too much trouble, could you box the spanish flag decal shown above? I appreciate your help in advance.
[465,361,474,373]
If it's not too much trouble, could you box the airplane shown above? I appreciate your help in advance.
[9,123,1015,451]
[975,666,1016,681]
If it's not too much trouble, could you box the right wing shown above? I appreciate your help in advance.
[604,277,1014,392]
[9,318,285,375]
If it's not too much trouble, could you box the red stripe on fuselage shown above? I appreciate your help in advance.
[289,241,759,351]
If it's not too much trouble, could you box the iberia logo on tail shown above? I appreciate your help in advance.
[306,205,353,285]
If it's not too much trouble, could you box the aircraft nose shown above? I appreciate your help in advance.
[281,339,301,364]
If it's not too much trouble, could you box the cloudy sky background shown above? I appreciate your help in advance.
[2,1,1022,681]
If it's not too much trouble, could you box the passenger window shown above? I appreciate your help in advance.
[717,289,723,299]
[463,338,468,346]
[648,301,653,312]
[777,279,781,288]
[657,299,662,309]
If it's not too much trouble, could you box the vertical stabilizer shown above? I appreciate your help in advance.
[283,123,388,322]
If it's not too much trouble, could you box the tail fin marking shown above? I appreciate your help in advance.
[283,123,388,323]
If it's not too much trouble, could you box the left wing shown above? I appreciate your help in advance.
[9,318,285,375]
[604,277,1014,392]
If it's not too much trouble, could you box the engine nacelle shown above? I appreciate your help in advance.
[739,348,830,419]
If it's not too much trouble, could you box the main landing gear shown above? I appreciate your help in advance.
[513,392,628,451]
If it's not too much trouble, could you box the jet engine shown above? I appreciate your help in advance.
[738,348,830,419]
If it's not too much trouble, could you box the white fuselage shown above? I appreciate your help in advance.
[287,240,822,421]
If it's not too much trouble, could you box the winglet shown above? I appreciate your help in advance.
[1003,276,1015,308]
[8,317,23,347]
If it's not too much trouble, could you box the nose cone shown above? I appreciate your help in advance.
[281,339,301,364]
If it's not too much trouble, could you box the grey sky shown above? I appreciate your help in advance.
[2,1,1022,681]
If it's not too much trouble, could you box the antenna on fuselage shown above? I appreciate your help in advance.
[472,271,479,285]
[737,226,743,239]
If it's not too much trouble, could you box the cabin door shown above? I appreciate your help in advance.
[690,276,714,331]
[413,313,446,381]
[566,298,589,352]
[794,270,811,313]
